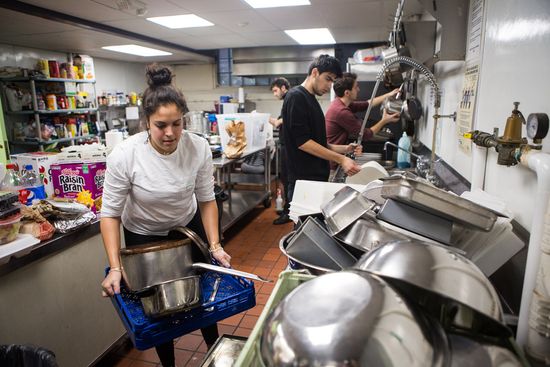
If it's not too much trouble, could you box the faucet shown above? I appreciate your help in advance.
[383,141,422,160]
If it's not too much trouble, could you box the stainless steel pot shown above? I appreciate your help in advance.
[140,276,201,318]
[260,270,448,367]
[120,237,202,293]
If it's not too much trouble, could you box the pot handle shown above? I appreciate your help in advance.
[172,226,212,262]
[192,262,272,283]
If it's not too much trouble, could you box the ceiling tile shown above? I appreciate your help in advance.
[318,2,387,29]
[238,31,296,47]
[331,26,388,43]
[0,8,81,36]
[167,0,250,13]
[253,6,326,30]
[198,10,277,33]
[20,0,136,21]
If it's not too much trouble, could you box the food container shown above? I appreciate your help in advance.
[0,213,23,245]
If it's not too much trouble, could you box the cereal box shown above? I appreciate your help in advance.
[50,162,106,213]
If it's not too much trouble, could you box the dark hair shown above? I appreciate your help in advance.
[270,77,290,91]
[142,63,188,123]
[333,72,357,97]
[307,54,342,78]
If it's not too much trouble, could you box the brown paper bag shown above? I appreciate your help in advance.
[224,120,247,158]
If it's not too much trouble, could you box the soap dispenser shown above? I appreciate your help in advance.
[397,132,411,168]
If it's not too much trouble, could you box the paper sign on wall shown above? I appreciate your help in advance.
[457,63,480,154]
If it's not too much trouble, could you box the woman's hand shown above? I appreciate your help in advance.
[101,270,122,297]
[212,248,232,268]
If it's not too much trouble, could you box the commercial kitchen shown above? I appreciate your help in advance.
[0,0,549,366]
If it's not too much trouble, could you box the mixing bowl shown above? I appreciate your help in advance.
[259,270,448,366]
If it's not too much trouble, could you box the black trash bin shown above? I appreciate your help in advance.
[0,344,58,367]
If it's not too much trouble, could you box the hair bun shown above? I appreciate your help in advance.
[146,63,173,87]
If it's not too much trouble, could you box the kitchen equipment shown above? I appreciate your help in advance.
[200,335,248,367]
[354,240,510,337]
[279,231,336,275]
[286,217,357,272]
[448,334,524,367]
[321,186,377,236]
[403,96,423,121]
[140,276,201,318]
[335,215,408,252]
[378,198,454,244]
[121,226,270,292]
[380,176,498,231]
[259,270,448,367]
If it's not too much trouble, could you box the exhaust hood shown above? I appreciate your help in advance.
[232,46,334,76]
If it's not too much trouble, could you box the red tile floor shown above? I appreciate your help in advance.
[105,202,294,367]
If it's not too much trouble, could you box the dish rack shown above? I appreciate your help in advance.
[108,270,255,350]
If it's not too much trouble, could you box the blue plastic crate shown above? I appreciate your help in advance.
[109,271,255,350]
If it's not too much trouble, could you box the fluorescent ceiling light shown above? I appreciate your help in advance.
[146,14,213,29]
[102,45,172,57]
[285,28,336,45]
[243,0,310,8]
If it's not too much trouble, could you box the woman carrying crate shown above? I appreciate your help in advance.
[100,63,231,367]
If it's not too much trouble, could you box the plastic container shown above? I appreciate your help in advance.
[1,164,21,190]
[235,270,315,366]
[275,189,283,212]
[20,165,37,187]
[109,270,256,350]
[0,213,22,245]
[397,132,411,168]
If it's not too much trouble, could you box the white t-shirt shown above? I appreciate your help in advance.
[101,131,215,236]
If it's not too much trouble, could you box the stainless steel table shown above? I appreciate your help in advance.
[212,146,272,232]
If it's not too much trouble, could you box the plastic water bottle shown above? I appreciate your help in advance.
[20,165,37,187]
[1,164,22,190]
[397,132,411,168]
[275,189,284,212]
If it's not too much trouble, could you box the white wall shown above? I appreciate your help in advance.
[416,0,550,230]
[94,58,147,96]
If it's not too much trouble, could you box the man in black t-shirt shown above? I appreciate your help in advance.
[281,55,362,207]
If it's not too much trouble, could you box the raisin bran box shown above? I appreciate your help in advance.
[50,162,106,213]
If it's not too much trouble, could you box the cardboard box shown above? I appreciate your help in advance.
[50,162,105,213]
[10,152,59,197]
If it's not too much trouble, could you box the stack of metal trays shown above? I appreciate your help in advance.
[286,217,357,272]
[380,176,498,232]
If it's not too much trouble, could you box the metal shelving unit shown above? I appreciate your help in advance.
[213,146,272,232]
[0,76,99,152]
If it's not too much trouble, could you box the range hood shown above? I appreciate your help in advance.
[232,46,335,76]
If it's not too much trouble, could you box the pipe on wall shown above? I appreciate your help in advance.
[516,150,550,355]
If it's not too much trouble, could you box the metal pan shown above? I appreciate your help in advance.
[321,186,377,236]
[380,176,498,231]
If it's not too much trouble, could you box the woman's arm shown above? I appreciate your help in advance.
[198,200,231,267]
[100,216,123,296]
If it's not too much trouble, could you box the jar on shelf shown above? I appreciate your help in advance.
[46,94,57,110]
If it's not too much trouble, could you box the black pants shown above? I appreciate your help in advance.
[123,209,219,367]
[280,146,290,215]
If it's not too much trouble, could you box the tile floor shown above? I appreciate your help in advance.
[106,201,294,367]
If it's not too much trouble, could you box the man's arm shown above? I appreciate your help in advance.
[299,140,361,175]
[269,117,283,128]
[368,88,400,107]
